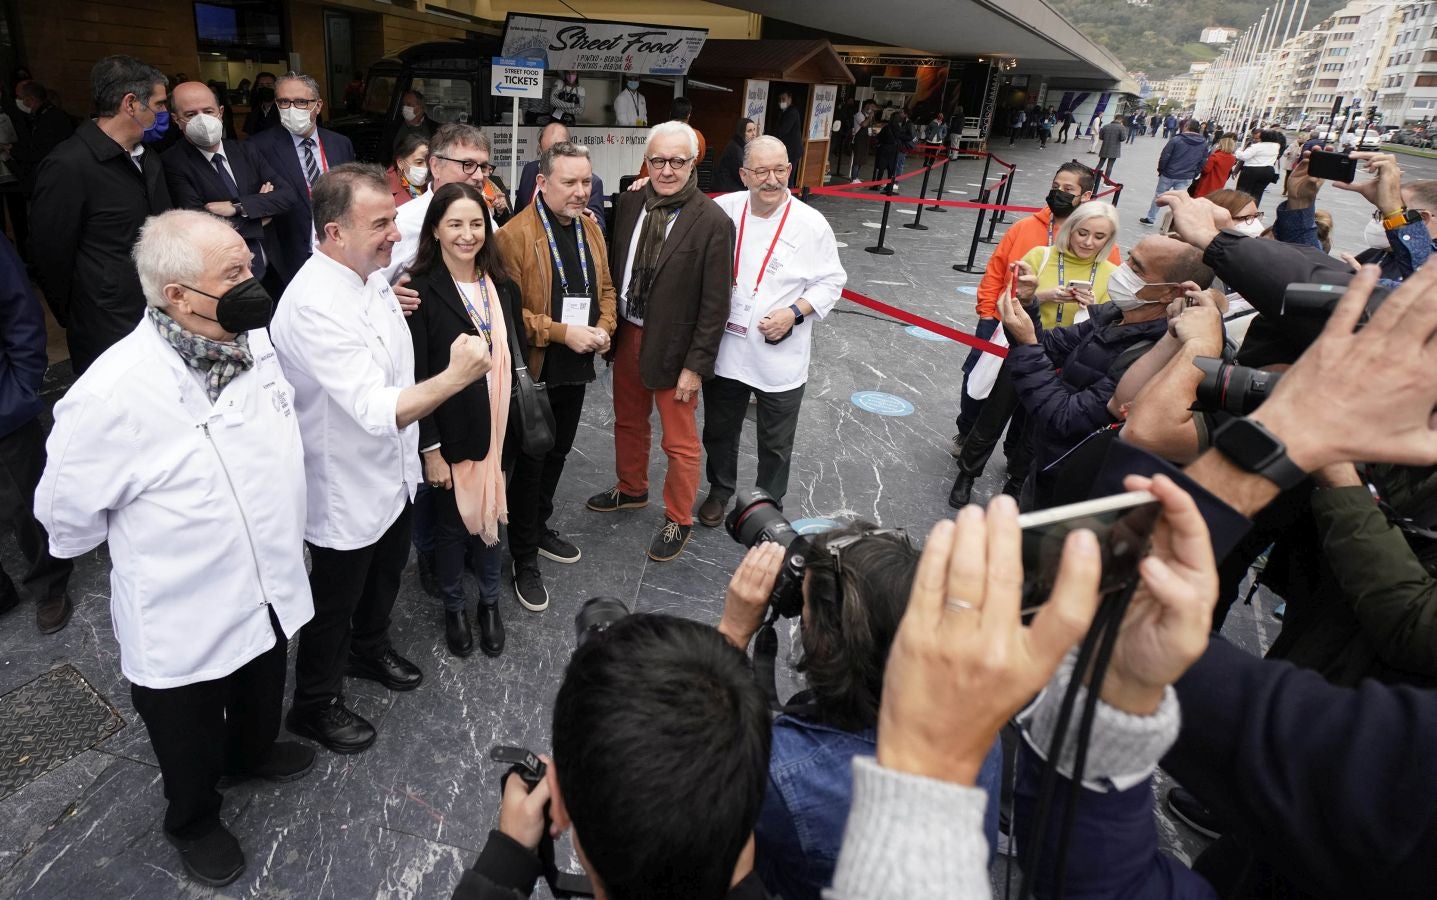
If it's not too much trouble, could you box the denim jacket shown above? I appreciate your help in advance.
[753,713,1003,900]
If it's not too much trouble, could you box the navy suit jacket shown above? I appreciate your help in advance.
[162,138,297,280]
[245,126,355,283]
[512,158,607,229]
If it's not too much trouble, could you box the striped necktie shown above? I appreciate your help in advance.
[301,138,320,186]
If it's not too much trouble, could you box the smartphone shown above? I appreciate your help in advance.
[1307,149,1358,183]
[1008,263,1021,297]
[1067,280,1093,293]
[1017,490,1161,612]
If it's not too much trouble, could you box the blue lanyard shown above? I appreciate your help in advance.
[455,275,493,350]
[1054,252,1099,325]
[536,199,591,297]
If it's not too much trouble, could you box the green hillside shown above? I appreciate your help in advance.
[1049,0,1348,79]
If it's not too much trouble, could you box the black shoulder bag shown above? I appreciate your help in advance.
[505,313,556,457]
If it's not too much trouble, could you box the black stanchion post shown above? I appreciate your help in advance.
[996,165,1016,223]
[977,152,993,203]
[801,186,812,203]
[984,185,1002,241]
[902,160,934,231]
[865,176,898,256]
[953,187,990,273]
[927,149,952,213]
[1112,183,1123,207]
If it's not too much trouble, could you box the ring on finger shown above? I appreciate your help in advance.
[945,597,979,614]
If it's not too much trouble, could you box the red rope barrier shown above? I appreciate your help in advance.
[811,188,1041,213]
[841,288,1008,357]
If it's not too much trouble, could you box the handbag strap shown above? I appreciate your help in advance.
[498,284,531,377]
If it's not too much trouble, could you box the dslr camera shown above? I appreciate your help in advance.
[724,488,812,618]
[486,597,632,898]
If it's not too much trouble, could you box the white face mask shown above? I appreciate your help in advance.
[1364,217,1392,250]
[626,80,639,91]
[406,165,428,185]
[1231,218,1265,238]
[15,99,31,116]
[1107,263,1171,311]
[280,105,314,137]
[401,105,417,123]
[183,113,224,148]
[779,100,790,110]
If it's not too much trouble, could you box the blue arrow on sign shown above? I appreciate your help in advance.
[495,83,528,93]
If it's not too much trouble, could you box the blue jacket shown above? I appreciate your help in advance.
[754,713,1002,900]
[0,235,47,440]
[1006,304,1168,470]
[512,158,607,229]
[1158,132,1210,180]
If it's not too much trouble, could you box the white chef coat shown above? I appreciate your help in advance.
[35,322,313,690]
[380,188,433,285]
[271,249,420,550]
[712,190,847,392]
[616,89,648,127]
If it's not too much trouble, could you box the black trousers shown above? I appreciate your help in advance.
[293,502,412,713]
[957,367,1034,486]
[1097,157,1117,178]
[508,383,586,563]
[130,610,288,839]
[0,418,72,603]
[956,318,1002,435]
[702,375,805,505]
[1057,123,1072,143]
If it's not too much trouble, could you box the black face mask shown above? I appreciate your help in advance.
[182,278,274,333]
[1046,189,1079,217]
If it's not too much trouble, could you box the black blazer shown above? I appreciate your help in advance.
[162,138,297,280]
[245,125,355,285]
[409,266,527,467]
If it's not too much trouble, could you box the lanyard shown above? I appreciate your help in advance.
[536,199,591,297]
[454,275,493,349]
[1054,252,1100,325]
[733,199,792,296]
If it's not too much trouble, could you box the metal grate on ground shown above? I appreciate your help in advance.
[0,665,124,801]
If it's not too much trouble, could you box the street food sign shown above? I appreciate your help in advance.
[491,58,545,98]
[501,14,708,76]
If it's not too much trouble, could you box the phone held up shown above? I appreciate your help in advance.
[1307,149,1358,184]
[1017,490,1161,612]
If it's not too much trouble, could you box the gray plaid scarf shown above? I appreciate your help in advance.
[148,306,254,402]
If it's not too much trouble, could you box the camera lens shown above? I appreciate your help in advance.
[725,488,800,551]
[575,597,630,648]
[1193,356,1283,415]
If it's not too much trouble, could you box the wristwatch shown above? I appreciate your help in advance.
[233,200,247,219]
[1381,207,1421,230]
[1211,417,1308,491]
[789,303,805,325]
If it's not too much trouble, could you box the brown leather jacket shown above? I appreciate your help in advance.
[494,199,617,375]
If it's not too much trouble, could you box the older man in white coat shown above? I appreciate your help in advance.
[36,209,315,888]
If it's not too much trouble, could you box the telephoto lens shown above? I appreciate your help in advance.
[574,597,630,648]
[724,488,810,618]
[1192,356,1283,416]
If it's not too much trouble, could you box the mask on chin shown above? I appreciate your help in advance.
[1231,219,1266,238]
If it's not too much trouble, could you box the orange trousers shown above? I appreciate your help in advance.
[612,322,701,526]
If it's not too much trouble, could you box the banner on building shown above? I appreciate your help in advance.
[809,84,838,141]
[744,80,770,130]
[501,14,708,76]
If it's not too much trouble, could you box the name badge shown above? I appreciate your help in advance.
[561,295,591,327]
[725,286,755,337]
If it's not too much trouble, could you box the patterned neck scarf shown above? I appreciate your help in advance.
[148,306,254,403]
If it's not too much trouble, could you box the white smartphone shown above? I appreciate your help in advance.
[1067,280,1094,293]
[1018,490,1160,611]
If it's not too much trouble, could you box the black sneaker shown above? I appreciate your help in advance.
[166,823,245,887]
[416,549,441,599]
[1139,217,1155,225]
[537,530,581,564]
[1167,786,1223,839]
[648,520,692,561]
[218,741,316,788]
[512,560,549,612]
[286,699,377,755]
[586,486,649,512]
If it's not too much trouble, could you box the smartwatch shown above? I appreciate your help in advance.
[1211,417,1308,491]
[789,303,805,325]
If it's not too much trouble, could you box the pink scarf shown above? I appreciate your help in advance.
[451,275,512,545]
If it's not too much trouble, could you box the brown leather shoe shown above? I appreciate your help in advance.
[36,592,72,635]
[698,493,727,528]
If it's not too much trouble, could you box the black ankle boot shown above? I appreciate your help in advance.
[948,473,976,509]
[445,609,473,657]
[478,604,505,657]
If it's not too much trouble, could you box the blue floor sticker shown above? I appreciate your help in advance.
[792,517,844,535]
[905,325,949,342]
[851,391,914,416]
[956,285,979,295]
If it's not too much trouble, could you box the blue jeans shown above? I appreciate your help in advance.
[432,483,502,612]
[1146,175,1191,220]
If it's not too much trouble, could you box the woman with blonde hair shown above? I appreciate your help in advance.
[1014,200,1121,329]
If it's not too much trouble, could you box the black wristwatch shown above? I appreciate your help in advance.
[233,200,247,218]
[789,303,805,325]
[1211,417,1307,490]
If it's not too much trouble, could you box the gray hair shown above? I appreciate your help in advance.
[539,140,591,177]
[91,55,166,118]
[133,210,233,308]
[429,123,491,159]
[1054,200,1121,264]
[646,120,698,159]
[311,163,389,243]
[276,72,320,101]
[742,135,788,167]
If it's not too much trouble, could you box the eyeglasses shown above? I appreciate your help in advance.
[274,98,317,110]
[741,164,792,180]
[646,156,694,171]
[1233,211,1266,224]
[821,527,911,593]
[436,155,492,175]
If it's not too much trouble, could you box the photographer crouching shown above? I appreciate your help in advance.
[715,519,1004,900]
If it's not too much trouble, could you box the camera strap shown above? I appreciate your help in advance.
[753,608,783,710]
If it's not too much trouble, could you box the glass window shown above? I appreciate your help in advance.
[363,75,395,117]
[409,77,474,125]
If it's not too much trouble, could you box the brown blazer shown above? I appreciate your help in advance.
[494,200,618,375]
[609,188,734,390]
